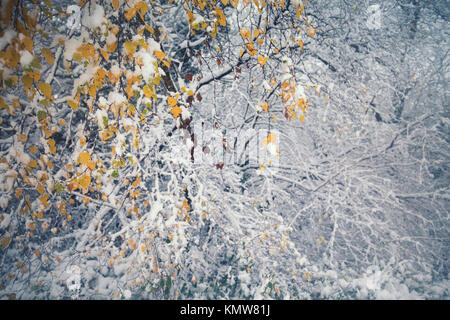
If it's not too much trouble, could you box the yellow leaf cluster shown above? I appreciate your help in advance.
[215,8,227,27]
[170,106,182,119]
[154,50,165,61]
[257,56,268,67]
[240,28,250,39]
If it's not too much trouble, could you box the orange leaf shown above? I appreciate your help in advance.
[124,7,137,21]
[167,96,177,108]
[100,49,109,61]
[215,7,226,27]
[154,50,165,61]
[299,114,305,122]
[112,0,119,10]
[245,43,258,56]
[135,1,148,15]
[15,188,23,198]
[240,28,250,39]
[170,106,182,119]
[257,56,268,67]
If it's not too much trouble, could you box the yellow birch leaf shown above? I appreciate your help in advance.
[106,41,117,52]
[167,96,177,108]
[79,152,91,165]
[100,49,109,61]
[38,82,52,101]
[0,233,11,249]
[124,7,137,21]
[257,56,268,67]
[124,41,137,56]
[143,85,153,99]
[18,134,27,142]
[29,160,38,168]
[154,50,165,61]
[261,101,269,112]
[88,85,97,98]
[78,173,91,189]
[15,188,23,198]
[240,28,250,39]
[40,193,50,208]
[41,48,55,65]
[79,136,86,147]
[306,27,316,38]
[215,7,227,27]
[22,36,34,53]
[112,0,119,10]
[68,99,78,110]
[299,114,305,122]
[37,184,45,194]
[170,106,182,119]
[246,43,258,56]
[87,160,96,170]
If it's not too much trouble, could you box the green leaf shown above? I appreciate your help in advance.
[111,171,118,178]
[37,110,47,121]
[39,99,50,108]
[102,116,108,128]
[55,181,65,194]
[4,78,13,88]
